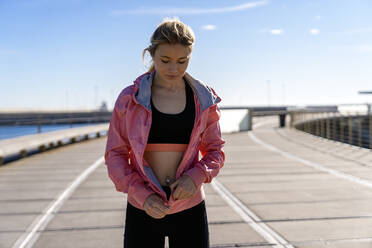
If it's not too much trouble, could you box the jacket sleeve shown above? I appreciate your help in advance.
[184,104,226,188]
[104,97,155,207]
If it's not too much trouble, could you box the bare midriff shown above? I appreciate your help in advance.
[143,151,184,186]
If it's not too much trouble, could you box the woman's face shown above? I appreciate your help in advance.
[152,43,191,83]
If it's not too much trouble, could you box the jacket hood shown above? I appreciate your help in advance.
[132,71,221,112]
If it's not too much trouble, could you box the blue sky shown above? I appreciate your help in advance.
[1,0,372,111]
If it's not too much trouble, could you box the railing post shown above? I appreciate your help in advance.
[279,114,286,128]
[358,115,362,148]
[306,119,310,133]
[332,113,337,141]
[311,113,315,135]
[326,115,331,139]
[369,114,372,149]
[316,118,320,136]
[340,116,344,143]
[348,116,353,145]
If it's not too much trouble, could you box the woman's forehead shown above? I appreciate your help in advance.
[156,43,191,58]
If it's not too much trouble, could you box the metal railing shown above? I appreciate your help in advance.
[290,105,372,149]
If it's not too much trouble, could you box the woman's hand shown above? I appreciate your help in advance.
[169,175,197,200]
[143,194,170,219]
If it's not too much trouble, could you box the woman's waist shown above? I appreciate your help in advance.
[143,150,184,167]
[143,151,184,185]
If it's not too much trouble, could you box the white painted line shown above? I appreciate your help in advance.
[253,119,276,129]
[292,237,372,247]
[211,179,294,248]
[248,132,372,190]
[12,156,105,248]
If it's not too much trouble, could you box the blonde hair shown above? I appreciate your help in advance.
[142,17,195,73]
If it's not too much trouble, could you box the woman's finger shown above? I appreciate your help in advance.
[184,175,197,192]
[151,210,165,218]
[175,186,192,200]
[169,179,179,192]
[180,180,194,194]
[171,175,197,200]
[144,195,169,218]
[172,187,180,200]
[147,206,166,218]
[157,202,170,214]
[148,211,164,219]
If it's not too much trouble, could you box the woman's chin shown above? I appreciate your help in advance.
[165,75,178,80]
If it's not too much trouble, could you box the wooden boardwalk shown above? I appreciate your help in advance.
[1,117,372,248]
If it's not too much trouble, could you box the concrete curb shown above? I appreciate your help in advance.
[0,123,109,165]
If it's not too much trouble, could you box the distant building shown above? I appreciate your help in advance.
[99,101,108,112]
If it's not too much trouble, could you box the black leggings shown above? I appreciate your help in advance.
[123,186,210,248]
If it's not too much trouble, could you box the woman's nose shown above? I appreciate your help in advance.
[168,63,177,73]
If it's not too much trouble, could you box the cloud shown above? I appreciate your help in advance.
[259,28,284,35]
[111,0,269,16]
[202,25,217,31]
[310,29,320,35]
[270,29,283,35]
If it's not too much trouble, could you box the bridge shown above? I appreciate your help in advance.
[1,112,372,247]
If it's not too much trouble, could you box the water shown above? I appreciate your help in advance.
[0,123,102,141]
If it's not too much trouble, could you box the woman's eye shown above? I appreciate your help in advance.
[178,61,186,64]
[161,60,169,63]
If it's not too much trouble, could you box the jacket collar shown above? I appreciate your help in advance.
[134,71,221,112]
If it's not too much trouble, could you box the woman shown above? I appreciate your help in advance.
[104,18,225,248]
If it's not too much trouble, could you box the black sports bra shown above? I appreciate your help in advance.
[147,79,195,145]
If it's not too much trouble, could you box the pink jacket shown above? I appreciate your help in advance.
[104,71,225,214]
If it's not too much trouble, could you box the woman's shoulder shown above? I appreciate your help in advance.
[115,85,134,108]
[185,72,221,108]
[114,72,150,111]
[185,72,220,96]
[119,84,136,98]
[112,85,134,115]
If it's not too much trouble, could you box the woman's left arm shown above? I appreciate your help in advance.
[183,104,226,189]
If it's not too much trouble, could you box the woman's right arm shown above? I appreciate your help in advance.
[104,96,155,208]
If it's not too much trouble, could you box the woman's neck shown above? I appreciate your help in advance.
[152,72,185,93]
